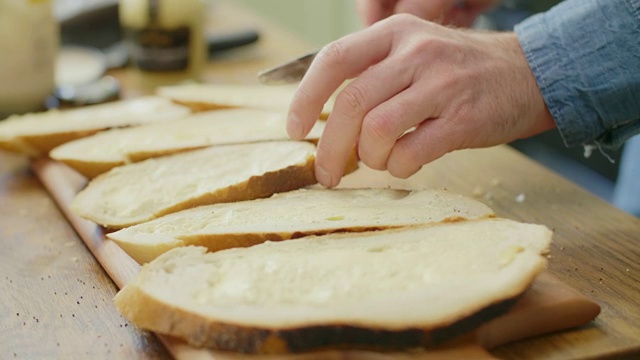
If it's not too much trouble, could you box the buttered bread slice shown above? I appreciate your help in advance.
[50,108,326,178]
[157,83,333,119]
[115,218,552,353]
[108,188,495,263]
[0,96,190,157]
[71,141,317,229]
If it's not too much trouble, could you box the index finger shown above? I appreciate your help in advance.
[287,24,394,140]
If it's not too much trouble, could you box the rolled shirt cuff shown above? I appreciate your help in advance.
[515,0,640,149]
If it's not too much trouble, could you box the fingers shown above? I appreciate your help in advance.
[314,58,415,187]
[386,117,465,179]
[358,85,437,171]
[287,25,393,141]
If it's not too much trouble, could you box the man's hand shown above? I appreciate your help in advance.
[287,14,555,188]
[356,0,500,27]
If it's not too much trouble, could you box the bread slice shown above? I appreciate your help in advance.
[50,108,326,179]
[157,83,333,119]
[108,188,495,263]
[0,96,191,157]
[114,218,552,353]
[71,141,318,229]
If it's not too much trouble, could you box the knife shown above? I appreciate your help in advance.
[257,50,318,85]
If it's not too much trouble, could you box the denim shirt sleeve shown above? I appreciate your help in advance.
[514,0,640,149]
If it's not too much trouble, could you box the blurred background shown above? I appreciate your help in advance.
[228,0,361,47]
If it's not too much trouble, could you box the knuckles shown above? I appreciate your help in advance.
[386,133,428,179]
[317,41,349,70]
[384,13,424,28]
[335,84,370,119]
[313,13,478,182]
[359,113,398,171]
[387,145,423,178]
[363,111,396,145]
[387,159,420,179]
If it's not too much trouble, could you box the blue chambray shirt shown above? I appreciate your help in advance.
[515,0,640,150]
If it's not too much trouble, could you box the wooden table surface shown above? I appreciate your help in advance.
[1,2,639,359]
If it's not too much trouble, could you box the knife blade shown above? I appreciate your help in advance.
[257,50,318,85]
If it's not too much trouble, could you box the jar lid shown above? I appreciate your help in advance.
[55,46,107,87]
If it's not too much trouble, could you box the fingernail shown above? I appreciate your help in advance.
[287,113,304,140]
[315,164,334,188]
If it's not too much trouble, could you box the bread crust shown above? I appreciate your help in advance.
[56,158,126,179]
[172,100,236,113]
[0,129,101,157]
[0,138,39,156]
[24,129,102,156]
[115,277,521,354]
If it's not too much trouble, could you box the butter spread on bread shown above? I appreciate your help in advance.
[115,218,551,353]
[108,188,495,263]
[157,83,333,119]
[0,96,190,157]
[71,141,318,229]
[50,109,325,178]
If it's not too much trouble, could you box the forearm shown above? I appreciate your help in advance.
[515,0,640,149]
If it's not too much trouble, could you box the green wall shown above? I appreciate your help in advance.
[228,0,363,46]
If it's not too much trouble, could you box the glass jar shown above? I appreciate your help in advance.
[119,0,206,91]
[0,0,58,118]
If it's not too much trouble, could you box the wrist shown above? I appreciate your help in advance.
[497,32,556,136]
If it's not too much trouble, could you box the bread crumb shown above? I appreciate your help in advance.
[472,186,484,197]
[490,177,502,186]
[483,192,493,201]
[515,193,526,203]
[583,144,596,158]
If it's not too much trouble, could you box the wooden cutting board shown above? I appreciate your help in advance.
[32,158,601,360]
